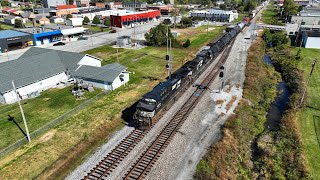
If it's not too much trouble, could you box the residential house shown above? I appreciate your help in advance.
[34,15,50,25]
[4,15,26,25]
[65,18,84,26]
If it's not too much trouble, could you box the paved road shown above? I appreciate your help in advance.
[0,21,160,62]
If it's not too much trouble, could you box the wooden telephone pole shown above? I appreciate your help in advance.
[300,60,317,107]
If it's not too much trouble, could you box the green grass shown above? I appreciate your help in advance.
[83,25,109,32]
[0,87,101,150]
[0,23,14,30]
[295,48,320,180]
[0,25,225,179]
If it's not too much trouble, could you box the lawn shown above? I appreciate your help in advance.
[0,25,225,179]
[83,25,110,33]
[0,87,101,150]
[295,48,320,180]
[0,23,14,30]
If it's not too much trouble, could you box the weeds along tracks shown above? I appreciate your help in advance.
[123,40,235,180]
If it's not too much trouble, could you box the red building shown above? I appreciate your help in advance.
[147,5,171,15]
[110,10,160,28]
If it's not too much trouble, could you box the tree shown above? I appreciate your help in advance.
[183,39,191,48]
[163,19,172,25]
[0,1,11,6]
[238,6,244,13]
[104,17,111,26]
[144,24,180,47]
[283,0,297,21]
[297,6,303,12]
[181,17,192,27]
[83,16,90,24]
[272,32,288,46]
[219,4,226,10]
[14,19,23,28]
[66,14,72,20]
[92,16,100,25]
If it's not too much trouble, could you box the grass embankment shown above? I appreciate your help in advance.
[261,4,283,25]
[0,25,225,179]
[194,38,280,179]
[0,87,101,150]
[295,48,320,179]
[0,23,14,30]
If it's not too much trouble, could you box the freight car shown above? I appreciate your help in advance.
[134,21,246,129]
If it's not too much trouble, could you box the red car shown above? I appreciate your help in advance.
[110,29,117,33]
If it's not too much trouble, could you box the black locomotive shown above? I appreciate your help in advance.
[134,22,246,129]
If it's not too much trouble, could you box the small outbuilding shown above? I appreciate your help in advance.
[50,16,65,23]
[117,36,131,47]
[65,18,84,27]
[302,31,320,49]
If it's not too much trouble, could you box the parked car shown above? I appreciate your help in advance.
[78,36,88,40]
[110,29,116,33]
[53,42,66,46]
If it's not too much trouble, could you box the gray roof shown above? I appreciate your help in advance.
[20,11,32,18]
[0,47,85,93]
[73,63,126,83]
[34,15,49,21]
[4,15,17,20]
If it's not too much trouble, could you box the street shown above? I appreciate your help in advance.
[0,21,160,62]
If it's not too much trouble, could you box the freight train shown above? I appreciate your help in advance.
[133,21,246,129]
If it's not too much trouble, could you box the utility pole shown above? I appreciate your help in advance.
[169,38,172,79]
[12,81,31,142]
[300,60,317,107]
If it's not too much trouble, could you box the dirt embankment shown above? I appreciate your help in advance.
[194,37,309,179]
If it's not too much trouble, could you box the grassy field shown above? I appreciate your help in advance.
[295,48,320,180]
[0,25,225,179]
[83,25,110,32]
[0,87,101,150]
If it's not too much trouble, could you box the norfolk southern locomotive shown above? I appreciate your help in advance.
[134,22,246,129]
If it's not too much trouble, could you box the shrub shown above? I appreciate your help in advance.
[183,39,191,48]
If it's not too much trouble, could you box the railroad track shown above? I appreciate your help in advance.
[83,39,234,180]
[123,40,235,180]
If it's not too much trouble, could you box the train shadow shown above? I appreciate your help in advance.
[121,101,138,128]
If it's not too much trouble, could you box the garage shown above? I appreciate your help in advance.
[0,30,33,52]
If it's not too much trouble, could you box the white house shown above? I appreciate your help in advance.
[66,18,84,26]
[4,15,26,25]
[0,47,129,104]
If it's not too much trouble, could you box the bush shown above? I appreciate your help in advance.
[66,14,72,20]
[14,19,23,28]
[183,39,191,48]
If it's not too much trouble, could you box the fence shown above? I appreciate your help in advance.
[0,91,108,159]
